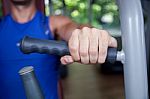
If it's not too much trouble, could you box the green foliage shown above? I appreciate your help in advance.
[50,0,119,28]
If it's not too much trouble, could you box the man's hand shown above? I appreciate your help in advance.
[60,27,117,65]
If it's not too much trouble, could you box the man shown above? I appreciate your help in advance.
[0,0,117,99]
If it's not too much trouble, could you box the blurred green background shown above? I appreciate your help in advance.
[45,0,119,29]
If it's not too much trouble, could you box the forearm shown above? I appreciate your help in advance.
[50,15,92,41]
[58,22,78,41]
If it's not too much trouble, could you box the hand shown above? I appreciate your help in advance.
[60,27,117,65]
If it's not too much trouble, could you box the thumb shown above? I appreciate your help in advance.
[60,55,74,65]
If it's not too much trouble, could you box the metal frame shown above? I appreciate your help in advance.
[117,0,148,99]
[142,0,150,96]
[46,0,149,98]
[35,0,150,98]
[17,0,149,98]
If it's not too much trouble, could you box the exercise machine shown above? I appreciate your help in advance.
[18,0,149,99]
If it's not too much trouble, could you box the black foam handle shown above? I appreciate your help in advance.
[20,36,70,56]
[20,36,117,63]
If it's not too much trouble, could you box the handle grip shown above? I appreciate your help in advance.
[19,66,44,99]
[20,36,70,56]
[20,36,117,63]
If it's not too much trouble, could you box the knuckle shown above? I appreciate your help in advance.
[69,41,78,52]
[71,29,80,37]
[91,28,99,37]
[99,49,107,56]
[73,29,80,33]
[92,28,99,32]
[73,55,80,61]
[100,30,109,37]
[82,27,89,31]
[69,45,78,53]
[80,51,88,57]
[74,57,80,61]
[92,28,100,35]
[89,50,97,56]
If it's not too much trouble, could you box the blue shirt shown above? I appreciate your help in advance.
[0,11,60,99]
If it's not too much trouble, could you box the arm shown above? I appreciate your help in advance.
[49,15,117,65]
[49,15,91,41]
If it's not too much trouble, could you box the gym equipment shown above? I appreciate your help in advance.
[19,66,44,99]
[19,36,123,99]
[20,36,122,63]
[117,0,148,98]
[141,0,150,96]
[19,0,149,99]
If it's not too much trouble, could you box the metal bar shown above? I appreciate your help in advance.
[141,0,150,95]
[116,0,148,99]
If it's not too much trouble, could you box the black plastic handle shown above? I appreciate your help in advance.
[20,36,70,56]
[20,36,117,63]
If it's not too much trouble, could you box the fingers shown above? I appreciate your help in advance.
[69,29,80,61]
[89,28,98,64]
[98,30,109,63]
[67,27,117,65]
[109,36,117,47]
[79,27,90,64]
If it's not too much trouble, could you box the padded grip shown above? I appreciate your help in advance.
[20,36,117,63]
[20,36,70,56]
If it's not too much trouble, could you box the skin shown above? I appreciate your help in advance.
[10,0,117,65]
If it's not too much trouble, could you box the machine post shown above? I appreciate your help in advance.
[116,0,148,99]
